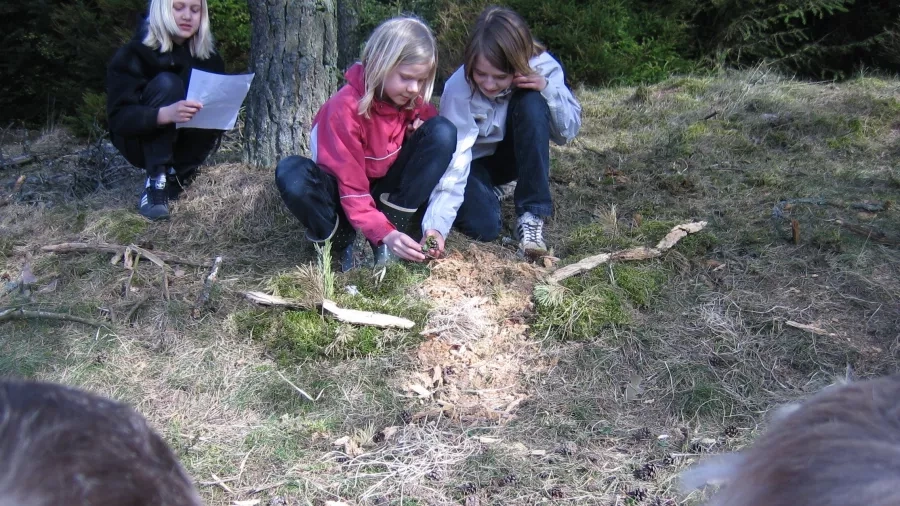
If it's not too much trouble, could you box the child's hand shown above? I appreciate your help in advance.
[420,230,445,258]
[382,230,427,262]
[158,100,203,125]
[407,117,424,133]
[513,72,547,92]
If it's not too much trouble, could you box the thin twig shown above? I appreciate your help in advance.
[274,370,315,402]
[0,307,107,328]
[42,242,210,267]
[245,481,288,494]
[208,473,234,494]
[123,294,151,324]
[192,256,223,319]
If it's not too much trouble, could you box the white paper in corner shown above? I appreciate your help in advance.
[177,69,254,131]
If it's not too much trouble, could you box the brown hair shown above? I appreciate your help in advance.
[0,380,202,506]
[681,375,900,506]
[462,6,545,92]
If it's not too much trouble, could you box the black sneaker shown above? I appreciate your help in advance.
[138,178,170,221]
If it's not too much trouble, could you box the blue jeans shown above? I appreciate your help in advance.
[453,90,552,241]
[275,116,457,242]
[111,72,222,179]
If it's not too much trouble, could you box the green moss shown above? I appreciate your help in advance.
[243,261,429,362]
[93,210,148,244]
[637,220,678,244]
[610,264,669,307]
[534,282,630,341]
[566,222,638,255]
[678,231,718,257]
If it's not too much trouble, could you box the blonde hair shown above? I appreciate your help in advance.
[358,17,437,117]
[143,0,215,59]
[463,6,545,93]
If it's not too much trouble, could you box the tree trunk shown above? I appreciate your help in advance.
[244,0,339,168]
[336,0,362,72]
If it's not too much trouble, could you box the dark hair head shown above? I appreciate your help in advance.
[0,380,202,506]
[682,375,900,506]
[463,6,545,90]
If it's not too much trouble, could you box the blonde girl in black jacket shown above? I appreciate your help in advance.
[107,0,224,221]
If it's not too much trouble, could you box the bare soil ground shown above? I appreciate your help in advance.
[2,68,899,505]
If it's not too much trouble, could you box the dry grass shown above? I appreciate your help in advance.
[2,69,900,505]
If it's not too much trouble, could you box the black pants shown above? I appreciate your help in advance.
[111,72,223,179]
[275,116,457,242]
[453,90,553,241]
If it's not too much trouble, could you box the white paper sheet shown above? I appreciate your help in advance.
[177,69,254,130]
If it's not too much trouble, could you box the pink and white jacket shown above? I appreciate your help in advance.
[310,63,438,245]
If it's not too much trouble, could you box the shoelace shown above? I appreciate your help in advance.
[147,186,168,206]
[518,217,543,245]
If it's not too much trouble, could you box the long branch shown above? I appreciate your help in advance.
[0,307,107,328]
[42,242,210,267]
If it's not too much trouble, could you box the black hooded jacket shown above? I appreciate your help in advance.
[106,24,225,137]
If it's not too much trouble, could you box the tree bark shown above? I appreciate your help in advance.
[244,0,339,168]
[336,0,362,72]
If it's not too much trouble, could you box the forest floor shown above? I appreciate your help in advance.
[2,67,899,505]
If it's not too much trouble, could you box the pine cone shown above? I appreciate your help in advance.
[724,425,739,438]
[627,488,648,501]
[689,441,704,454]
[498,474,517,486]
[548,487,565,499]
[425,471,440,481]
[662,454,675,466]
[459,483,477,495]
[372,431,385,443]
[633,427,653,441]
[633,463,657,481]
[400,410,412,424]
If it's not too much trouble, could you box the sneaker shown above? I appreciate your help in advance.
[138,177,170,221]
[492,181,517,202]
[516,211,547,256]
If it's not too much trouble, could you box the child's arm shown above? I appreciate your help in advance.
[314,101,396,245]
[106,46,161,137]
[422,75,478,240]
[532,53,582,145]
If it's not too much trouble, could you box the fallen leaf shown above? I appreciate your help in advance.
[478,436,501,444]
[332,436,350,446]
[38,278,58,293]
[324,502,352,506]
[407,383,432,398]
[233,501,261,506]
[624,374,644,402]
[344,438,363,457]
[380,426,399,441]
[173,268,186,278]
[20,261,37,285]
[530,449,547,456]
[431,365,443,386]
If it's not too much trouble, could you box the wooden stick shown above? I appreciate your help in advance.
[123,295,150,324]
[0,155,33,168]
[42,242,210,267]
[320,299,415,329]
[275,370,315,402]
[0,174,26,208]
[832,220,900,246]
[192,256,222,319]
[241,291,416,329]
[547,221,707,284]
[786,320,837,337]
[0,307,107,328]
